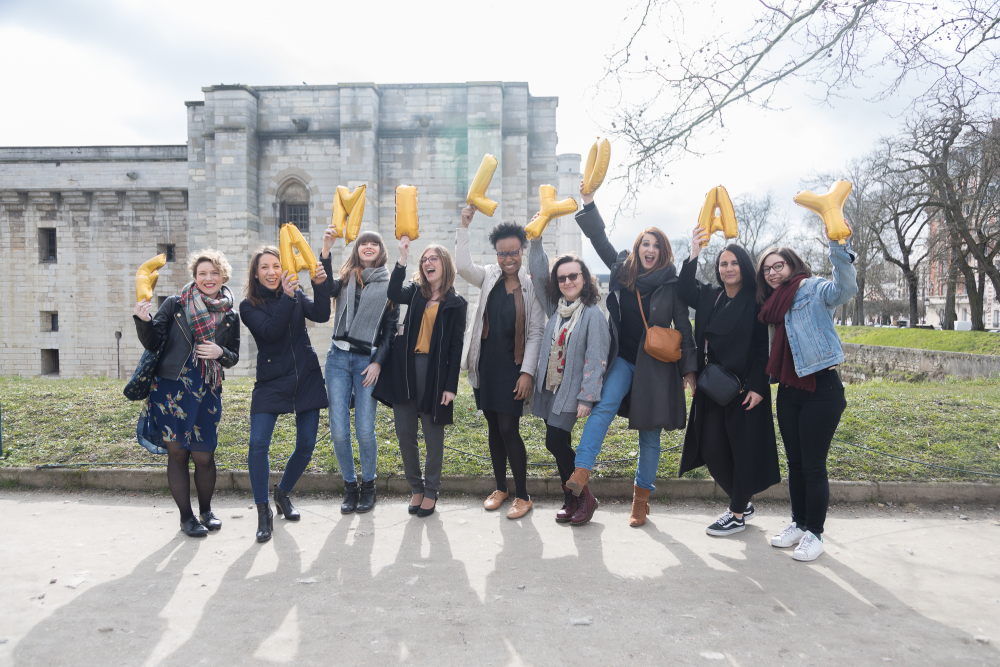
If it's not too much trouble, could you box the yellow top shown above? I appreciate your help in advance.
[414,302,440,354]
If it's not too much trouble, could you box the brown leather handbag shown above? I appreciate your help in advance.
[637,289,682,363]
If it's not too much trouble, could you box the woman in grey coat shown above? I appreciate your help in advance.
[528,238,611,526]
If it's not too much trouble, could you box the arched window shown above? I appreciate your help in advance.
[277,179,310,231]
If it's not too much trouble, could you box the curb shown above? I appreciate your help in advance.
[1,467,998,503]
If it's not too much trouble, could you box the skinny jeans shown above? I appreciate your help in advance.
[775,369,846,535]
[247,409,320,505]
[326,345,379,484]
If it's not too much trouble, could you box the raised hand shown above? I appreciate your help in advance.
[134,299,153,322]
[579,179,594,206]
[460,204,476,228]
[691,224,709,259]
[398,236,411,265]
[322,227,338,257]
[280,270,299,298]
[313,261,328,284]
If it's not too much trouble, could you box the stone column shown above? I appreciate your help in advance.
[338,83,381,236]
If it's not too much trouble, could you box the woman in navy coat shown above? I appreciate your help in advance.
[239,238,332,542]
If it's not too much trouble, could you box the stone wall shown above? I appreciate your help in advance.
[840,343,1000,382]
[0,82,582,378]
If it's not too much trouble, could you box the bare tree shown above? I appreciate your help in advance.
[732,190,785,262]
[600,0,1000,212]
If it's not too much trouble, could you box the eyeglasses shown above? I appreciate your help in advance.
[557,272,581,283]
[496,249,521,260]
[762,261,786,275]
[419,255,440,265]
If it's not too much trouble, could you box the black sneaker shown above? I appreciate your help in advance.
[706,510,745,536]
[743,502,756,522]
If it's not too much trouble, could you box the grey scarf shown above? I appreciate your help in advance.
[333,266,390,348]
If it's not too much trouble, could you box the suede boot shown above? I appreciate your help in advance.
[570,485,599,526]
[556,485,577,523]
[565,468,591,496]
[629,485,652,527]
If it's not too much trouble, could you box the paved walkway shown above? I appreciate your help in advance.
[1,490,998,666]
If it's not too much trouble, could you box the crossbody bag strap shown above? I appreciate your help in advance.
[705,290,724,365]
[636,288,650,330]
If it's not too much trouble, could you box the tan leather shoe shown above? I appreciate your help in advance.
[629,485,652,527]
[506,497,533,519]
[484,490,509,511]
[566,467,591,496]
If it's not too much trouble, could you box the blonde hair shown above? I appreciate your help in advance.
[188,248,232,283]
[412,244,457,299]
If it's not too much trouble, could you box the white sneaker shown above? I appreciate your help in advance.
[792,531,825,561]
[770,522,805,548]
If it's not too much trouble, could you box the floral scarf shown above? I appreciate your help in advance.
[544,297,585,392]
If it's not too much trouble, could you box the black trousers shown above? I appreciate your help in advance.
[544,424,576,484]
[698,395,752,514]
[776,369,847,535]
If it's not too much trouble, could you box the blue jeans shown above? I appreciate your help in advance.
[326,345,379,484]
[574,357,663,491]
[248,409,319,505]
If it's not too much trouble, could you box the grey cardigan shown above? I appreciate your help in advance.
[528,238,611,417]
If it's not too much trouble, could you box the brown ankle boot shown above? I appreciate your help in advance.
[566,468,590,496]
[629,485,652,527]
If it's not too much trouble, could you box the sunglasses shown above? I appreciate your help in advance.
[496,249,521,260]
[762,261,787,275]
[557,272,581,283]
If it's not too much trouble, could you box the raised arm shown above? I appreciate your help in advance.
[456,205,489,288]
[528,237,556,317]
[815,240,859,309]
[574,203,621,271]
[302,253,333,324]
[134,296,176,351]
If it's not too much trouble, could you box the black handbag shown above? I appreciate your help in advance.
[123,319,170,401]
[697,291,744,405]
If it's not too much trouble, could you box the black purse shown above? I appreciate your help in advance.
[123,318,170,401]
[696,291,744,406]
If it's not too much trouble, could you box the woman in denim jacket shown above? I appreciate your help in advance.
[756,238,857,562]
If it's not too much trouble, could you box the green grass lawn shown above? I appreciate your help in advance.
[1,375,998,483]
[836,325,1000,355]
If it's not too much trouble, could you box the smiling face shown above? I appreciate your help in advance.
[761,252,793,289]
[358,240,380,268]
[638,233,661,270]
[494,236,523,276]
[256,252,282,292]
[717,250,743,290]
[420,249,443,289]
[557,260,584,302]
[195,260,223,299]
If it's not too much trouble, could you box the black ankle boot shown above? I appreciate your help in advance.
[273,485,300,521]
[341,481,360,514]
[356,479,377,514]
[255,503,273,543]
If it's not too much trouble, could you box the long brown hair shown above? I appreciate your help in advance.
[620,227,674,291]
[339,230,388,284]
[412,244,457,300]
[244,245,281,307]
[755,246,813,306]
[546,254,601,307]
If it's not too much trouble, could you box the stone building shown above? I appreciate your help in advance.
[0,82,583,378]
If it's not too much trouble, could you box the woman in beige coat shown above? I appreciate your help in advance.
[457,205,546,519]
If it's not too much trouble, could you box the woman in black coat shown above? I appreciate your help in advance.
[677,225,780,537]
[373,237,467,517]
[239,240,332,543]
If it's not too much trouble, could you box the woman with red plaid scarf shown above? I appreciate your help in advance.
[134,249,240,538]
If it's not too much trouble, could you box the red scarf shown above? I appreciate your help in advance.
[757,274,815,392]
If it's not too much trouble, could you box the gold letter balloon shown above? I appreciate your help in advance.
[696,186,739,247]
[582,137,611,195]
[793,180,853,244]
[279,223,318,279]
[466,154,499,216]
[135,254,167,303]
[525,185,578,240]
[330,184,367,244]
[395,185,420,240]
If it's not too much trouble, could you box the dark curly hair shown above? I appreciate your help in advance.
[488,221,528,249]
[546,254,601,307]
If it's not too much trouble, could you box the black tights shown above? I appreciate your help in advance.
[165,441,216,520]
[698,397,751,514]
[482,409,528,500]
[544,424,576,484]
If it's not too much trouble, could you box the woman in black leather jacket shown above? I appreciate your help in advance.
[324,231,399,514]
[133,249,240,537]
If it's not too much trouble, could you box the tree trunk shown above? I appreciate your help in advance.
[854,274,866,326]
[905,268,920,327]
[944,250,957,330]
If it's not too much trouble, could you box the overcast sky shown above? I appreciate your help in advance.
[0,0,916,267]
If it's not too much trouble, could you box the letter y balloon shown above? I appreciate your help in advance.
[794,180,853,244]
